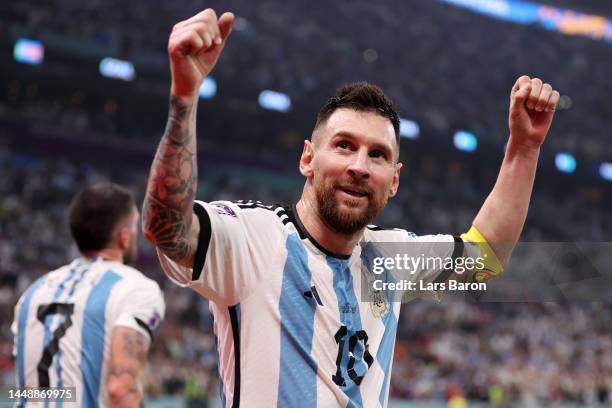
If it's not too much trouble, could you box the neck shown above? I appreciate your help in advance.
[296,190,363,257]
[81,248,124,263]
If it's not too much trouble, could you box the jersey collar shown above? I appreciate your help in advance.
[287,204,352,260]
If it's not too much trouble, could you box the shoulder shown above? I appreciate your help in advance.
[15,273,49,303]
[200,199,286,215]
[104,267,165,315]
[102,262,161,293]
[14,263,75,307]
[26,263,75,292]
[196,199,291,228]
[363,225,417,243]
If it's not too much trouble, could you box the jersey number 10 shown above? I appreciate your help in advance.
[332,325,374,387]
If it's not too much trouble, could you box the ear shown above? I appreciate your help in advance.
[299,140,315,178]
[389,162,402,197]
[117,226,130,250]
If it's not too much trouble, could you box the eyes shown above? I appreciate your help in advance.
[336,140,389,161]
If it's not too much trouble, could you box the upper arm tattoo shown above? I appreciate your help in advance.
[143,97,198,262]
[121,329,148,364]
[109,328,149,386]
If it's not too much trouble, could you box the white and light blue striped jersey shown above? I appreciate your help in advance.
[12,257,165,407]
[157,200,469,408]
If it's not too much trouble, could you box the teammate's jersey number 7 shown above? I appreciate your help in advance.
[36,303,75,387]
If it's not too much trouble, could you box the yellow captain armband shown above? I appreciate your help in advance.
[460,226,504,283]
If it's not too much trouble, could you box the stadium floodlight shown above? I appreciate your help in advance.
[439,0,612,43]
[258,90,291,113]
[14,38,44,65]
[99,57,136,81]
[453,130,478,152]
[399,118,420,139]
[199,77,217,99]
[599,162,612,180]
[555,152,576,173]
[440,0,511,19]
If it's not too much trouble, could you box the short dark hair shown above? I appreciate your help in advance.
[314,82,400,145]
[69,182,135,252]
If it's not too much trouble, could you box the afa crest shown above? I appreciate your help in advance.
[369,289,389,319]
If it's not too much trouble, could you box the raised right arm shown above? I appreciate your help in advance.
[142,96,200,267]
[142,9,234,268]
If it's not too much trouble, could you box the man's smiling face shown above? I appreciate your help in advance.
[303,107,402,235]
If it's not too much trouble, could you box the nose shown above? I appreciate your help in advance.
[347,148,370,180]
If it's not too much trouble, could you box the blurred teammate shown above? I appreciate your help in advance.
[142,9,559,407]
[12,183,165,407]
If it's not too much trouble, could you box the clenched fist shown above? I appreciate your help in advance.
[509,75,560,148]
[168,9,234,100]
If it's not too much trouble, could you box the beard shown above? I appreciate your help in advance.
[314,176,388,235]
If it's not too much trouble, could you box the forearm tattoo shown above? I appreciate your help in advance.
[143,97,197,261]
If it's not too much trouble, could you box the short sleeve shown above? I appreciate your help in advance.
[156,200,284,305]
[407,234,482,300]
[112,280,165,344]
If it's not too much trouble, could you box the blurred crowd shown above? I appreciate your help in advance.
[2,0,612,162]
[394,301,611,405]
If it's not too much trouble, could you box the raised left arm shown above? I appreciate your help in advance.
[471,76,560,266]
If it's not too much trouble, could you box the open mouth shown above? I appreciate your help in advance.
[339,186,369,198]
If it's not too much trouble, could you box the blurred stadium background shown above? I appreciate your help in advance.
[1,0,611,406]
